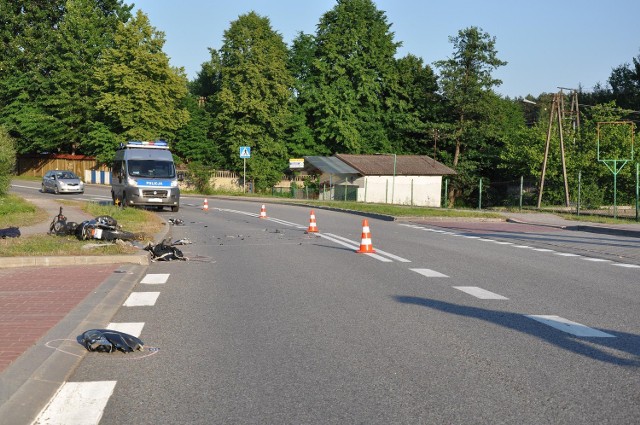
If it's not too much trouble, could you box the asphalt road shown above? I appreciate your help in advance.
[30,197,637,424]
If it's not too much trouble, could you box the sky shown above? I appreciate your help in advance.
[131,0,640,99]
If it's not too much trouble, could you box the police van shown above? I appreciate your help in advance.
[111,140,180,212]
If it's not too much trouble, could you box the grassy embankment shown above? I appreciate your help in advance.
[0,194,163,257]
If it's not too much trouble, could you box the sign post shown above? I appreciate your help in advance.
[239,146,251,193]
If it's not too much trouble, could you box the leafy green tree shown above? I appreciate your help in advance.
[0,126,16,195]
[305,0,401,154]
[90,10,189,162]
[286,32,327,158]
[0,1,65,153]
[45,0,131,154]
[434,26,507,206]
[211,11,293,191]
[390,54,440,155]
[174,94,222,167]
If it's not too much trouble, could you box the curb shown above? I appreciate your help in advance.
[0,252,150,269]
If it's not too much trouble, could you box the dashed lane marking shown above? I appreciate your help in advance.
[107,322,145,337]
[140,273,170,284]
[525,315,615,337]
[611,263,640,268]
[554,253,582,257]
[31,381,117,425]
[453,286,509,300]
[582,258,612,262]
[410,268,449,278]
[123,292,160,307]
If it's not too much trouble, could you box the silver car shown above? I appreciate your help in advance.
[41,170,85,194]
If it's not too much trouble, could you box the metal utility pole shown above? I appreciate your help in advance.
[537,89,577,208]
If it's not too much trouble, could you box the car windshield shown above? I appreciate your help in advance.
[56,172,77,179]
[127,160,175,178]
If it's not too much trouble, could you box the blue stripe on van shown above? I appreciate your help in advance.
[138,180,171,187]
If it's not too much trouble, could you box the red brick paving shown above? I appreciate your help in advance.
[0,264,119,372]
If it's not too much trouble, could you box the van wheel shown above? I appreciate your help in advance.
[171,206,179,212]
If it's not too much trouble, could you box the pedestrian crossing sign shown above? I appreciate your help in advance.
[240,146,251,159]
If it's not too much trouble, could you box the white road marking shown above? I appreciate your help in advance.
[453,286,508,299]
[611,263,640,268]
[478,238,495,242]
[318,234,392,262]
[123,292,160,307]
[532,248,555,252]
[492,241,513,245]
[525,315,615,337]
[582,258,611,262]
[464,236,480,239]
[513,245,531,248]
[31,381,117,425]
[410,268,449,278]
[107,322,145,337]
[140,273,170,284]
[323,233,411,262]
[554,253,581,257]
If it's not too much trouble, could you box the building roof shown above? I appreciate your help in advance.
[304,156,359,175]
[334,154,456,176]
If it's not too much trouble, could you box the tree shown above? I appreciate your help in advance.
[0,1,66,153]
[0,126,16,195]
[90,10,189,162]
[305,0,401,154]
[390,54,440,155]
[211,11,293,191]
[46,0,131,154]
[434,26,507,206]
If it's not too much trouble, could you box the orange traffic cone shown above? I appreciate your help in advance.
[306,210,318,233]
[259,204,267,218]
[356,219,376,253]
[202,199,209,211]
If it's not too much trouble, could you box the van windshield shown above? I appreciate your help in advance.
[127,160,175,178]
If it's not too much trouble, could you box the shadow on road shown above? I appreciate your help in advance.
[393,295,640,367]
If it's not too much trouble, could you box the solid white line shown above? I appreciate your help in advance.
[123,292,160,307]
[324,233,411,262]
[513,245,531,248]
[492,241,513,245]
[453,286,508,300]
[611,263,640,268]
[31,381,117,425]
[107,322,145,337]
[525,315,615,337]
[464,236,480,239]
[140,273,170,284]
[410,268,449,278]
[582,258,611,262]
[554,253,581,257]
[532,248,555,252]
[318,234,392,262]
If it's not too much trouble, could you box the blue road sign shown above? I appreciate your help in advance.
[240,146,251,159]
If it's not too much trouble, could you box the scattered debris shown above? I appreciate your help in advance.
[0,227,20,238]
[144,239,187,261]
[80,329,144,353]
[172,238,192,245]
[168,218,185,226]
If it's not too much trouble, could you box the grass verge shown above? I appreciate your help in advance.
[0,195,164,257]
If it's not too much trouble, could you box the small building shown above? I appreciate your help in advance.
[304,154,456,207]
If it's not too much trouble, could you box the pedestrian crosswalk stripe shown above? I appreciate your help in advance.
[525,315,615,337]
[123,292,160,307]
[140,273,170,284]
[454,286,508,300]
[107,322,145,337]
[32,381,116,425]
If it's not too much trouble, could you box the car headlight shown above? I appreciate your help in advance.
[171,180,178,187]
